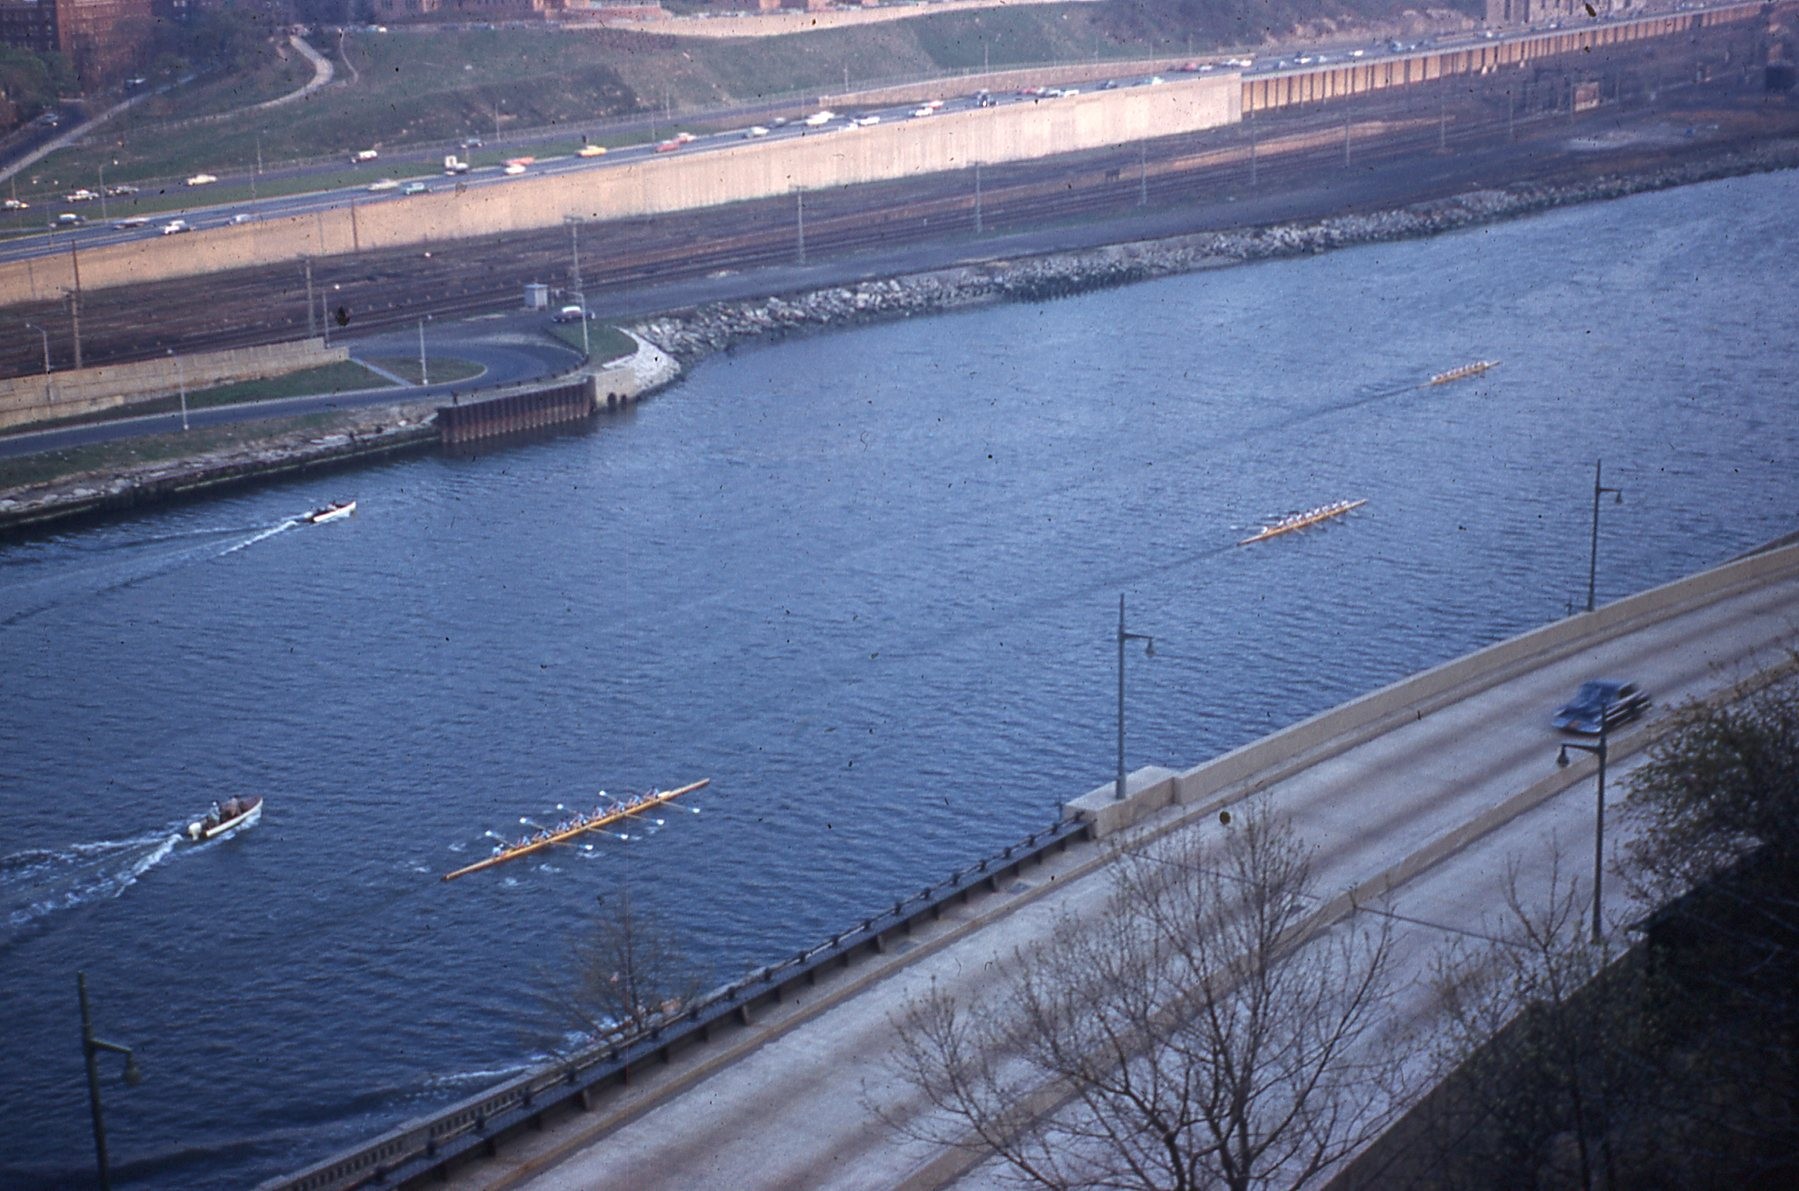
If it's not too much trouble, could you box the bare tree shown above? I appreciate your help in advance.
[885,802,1399,1190]
[536,885,699,1051]
[1420,850,1656,1191]
[1620,662,1799,1180]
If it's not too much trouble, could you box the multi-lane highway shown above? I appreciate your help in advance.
[0,8,1677,267]
[438,545,1799,1190]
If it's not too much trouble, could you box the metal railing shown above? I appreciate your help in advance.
[264,814,1089,1190]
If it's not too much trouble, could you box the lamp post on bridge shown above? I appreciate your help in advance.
[1116,594,1156,802]
[79,970,143,1191]
[1556,703,1612,942]
[1586,458,1624,612]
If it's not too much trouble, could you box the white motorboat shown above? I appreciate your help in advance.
[306,500,356,524]
[187,796,263,841]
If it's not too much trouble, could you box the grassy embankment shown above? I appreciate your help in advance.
[15,6,1163,216]
[0,407,385,491]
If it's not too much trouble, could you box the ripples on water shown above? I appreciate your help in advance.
[2,171,1796,1188]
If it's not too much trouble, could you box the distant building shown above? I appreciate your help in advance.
[0,0,154,84]
[366,0,568,20]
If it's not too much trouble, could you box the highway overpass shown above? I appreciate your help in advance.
[332,539,1799,1191]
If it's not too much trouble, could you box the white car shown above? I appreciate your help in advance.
[65,189,98,203]
[910,106,934,118]
[502,162,527,175]
[744,126,770,138]
[185,174,218,187]
[854,115,880,127]
[3,198,27,210]
[366,178,400,192]
[161,219,191,235]
[115,216,149,229]
[802,110,834,127]
[401,181,428,195]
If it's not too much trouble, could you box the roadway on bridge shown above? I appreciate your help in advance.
[449,545,1799,1191]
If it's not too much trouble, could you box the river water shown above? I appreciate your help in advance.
[2,169,1795,1188]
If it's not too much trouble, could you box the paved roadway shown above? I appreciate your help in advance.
[0,310,580,461]
[448,546,1799,1191]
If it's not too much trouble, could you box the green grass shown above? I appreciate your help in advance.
[11,361,398,436]
[545,323,637,362]
[364,356,485,386]
[0,410,348,491]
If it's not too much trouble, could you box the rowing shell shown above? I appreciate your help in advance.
[1237,498,1368,546]
[442,779,710,882]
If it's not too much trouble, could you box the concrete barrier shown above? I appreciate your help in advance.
[0,338,347,432]
[1068,541,1799,836]
[0,77,1238,305]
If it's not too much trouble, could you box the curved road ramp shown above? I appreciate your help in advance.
[266,539,1799,1191]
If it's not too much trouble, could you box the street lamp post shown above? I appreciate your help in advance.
[563,215,589,357]
[24,321,50,404]
[167,349,187,431]
[1556,706,1611,942]
[1115,594,1156,802]
[79,971,142,1191]
[1586,458,1624,613]
[417,316,430,386]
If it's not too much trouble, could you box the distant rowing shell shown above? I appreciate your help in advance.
[1428,360,1499,386]
[1238,498,1367,546]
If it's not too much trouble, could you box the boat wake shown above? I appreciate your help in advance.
[0,518,300,627]
[0,829,181,942]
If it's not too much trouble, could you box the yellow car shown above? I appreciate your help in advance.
[577,144,607,157]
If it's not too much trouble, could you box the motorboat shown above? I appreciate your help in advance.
[187,796,263,841]
[305,500,356,524]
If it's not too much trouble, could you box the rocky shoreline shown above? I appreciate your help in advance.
[635,136,1799,362]
[6,131,1797,537]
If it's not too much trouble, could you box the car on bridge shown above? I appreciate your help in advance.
[1552,679,1652,734]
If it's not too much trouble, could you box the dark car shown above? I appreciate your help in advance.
[1552,680,1651,734]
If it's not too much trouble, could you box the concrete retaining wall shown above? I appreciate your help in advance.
[1068,541,1799,836]
[0,338,348,432]
[0,77,1237,305]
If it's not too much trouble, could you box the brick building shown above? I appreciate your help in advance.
[0,0,153,84]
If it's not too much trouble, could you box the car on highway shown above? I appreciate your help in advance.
[186,173,218,186]
[910,106,934,118]
[106,183,139,196]
[744,125,769,138]
[115,216,149,229]
[853,115,880,126]
[367,178,400,192]
[551,304,588,323]
[230,213,254,223]
[654,139,681,153]
[577,144,608,157]
[401,181,429,195]
[503,162,528,174]
[55,213,83,226]
[161,219,191,235]
[65,189,98,203]
[803,110,835,127]
[3,198,27,210]
[1552,680,1652,734]
[352,149,379,163]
